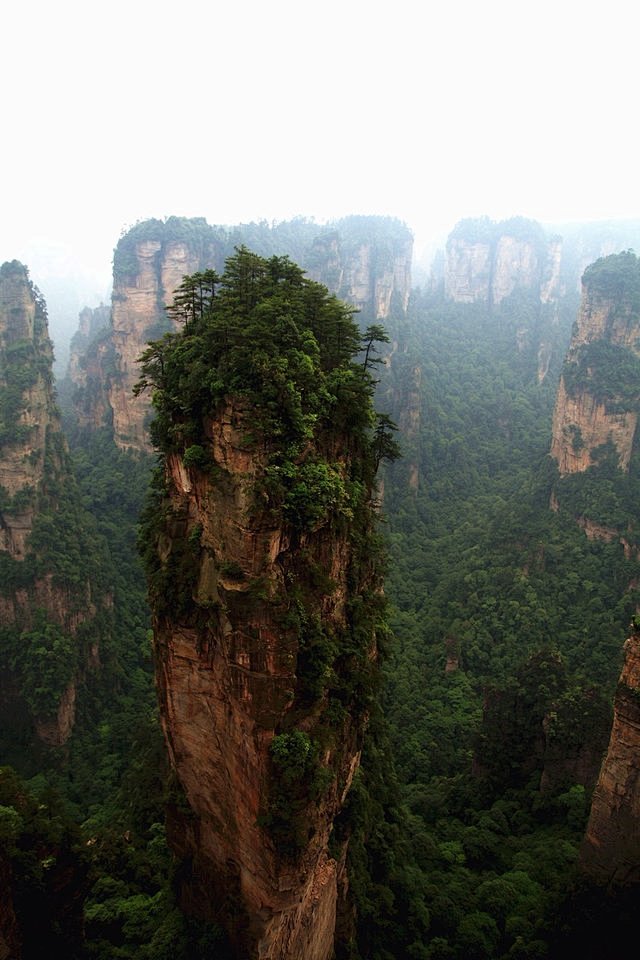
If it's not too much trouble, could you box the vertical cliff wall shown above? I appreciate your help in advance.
[140,250,390,958]
[0,261,109,747]
[443,217,640,308]
[305,215,412,319]
[550,252,640,480]
[443,217,560,305]
[580,625,640,884]
[553,255,640,886]
[67,216,413,455]
[0,262,60,558]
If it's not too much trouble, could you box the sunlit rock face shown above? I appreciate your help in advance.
[0,261,106,746]
[67,216,413,455]
[580,628,640,884]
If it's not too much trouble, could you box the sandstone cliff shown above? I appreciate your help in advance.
[580,625,640,884]
[305,216,412,319]
[443,216,640,307]
[0,261,60,558]
[444,217,560,305]
[141,250,388,958]
[68,216,412,455]
[550,251,640,481]
[63,303,111,432]
[0,261,108,746]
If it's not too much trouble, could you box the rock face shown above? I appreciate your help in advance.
[0,261,61,557]
[142,250,385,958]
[443,217,640,307]
[580,627,640,884]
[0,261,107,746]
[64,303,111,432]
[68,216,412,454]
[305,216,412,318]
[550,252,640,479]
[444,217,560,305]
[157,426,363,959]
[108,226,224,451]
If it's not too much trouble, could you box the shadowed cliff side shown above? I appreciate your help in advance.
[137,249,398,959]
[579,622,640,884]
[0,261,112,750]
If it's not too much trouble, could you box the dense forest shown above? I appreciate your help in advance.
[2,220,640,959]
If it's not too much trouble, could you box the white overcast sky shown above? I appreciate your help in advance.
[2,0,638,296]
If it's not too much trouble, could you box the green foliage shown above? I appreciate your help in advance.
[263,730,327,858]
[269,730,313,783]
[9,616,76,717]
[0,766,87,958]
[134,247,384,468]
[366,281,636,959]
[582,248,640,308]
[182,443,210,470]
[280,460,354,528]
[0,271,52,448]
[562,338,640,411]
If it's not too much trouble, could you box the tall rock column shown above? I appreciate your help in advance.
[0,261,109,747]
[139,250,392,959]
[550,251,640,479]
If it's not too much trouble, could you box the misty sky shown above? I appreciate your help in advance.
[2,0,638,299]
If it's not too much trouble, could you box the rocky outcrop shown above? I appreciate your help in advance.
[0,261,61,557]
[550,252,640,479]
[68,216,413,454]
[306,216,412,319]
[108,229,224,450]
[143,251,385,958]
[64,303,111,432]
[444,235,493,303]
[580,627,640,884]
[66,304,110,389]
[550,378,637,475]
[443,217,640,307]
[444,217,560,305]
[155,409,372,959]
[0,261,108,746]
